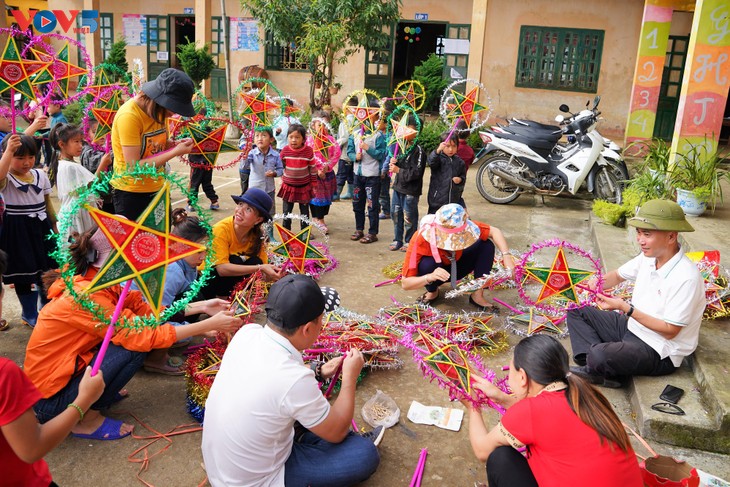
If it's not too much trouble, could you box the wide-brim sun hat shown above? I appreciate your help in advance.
[419,203,480,251]
[140,68,196,118]
[231,188,273,221]
[89,226,114,268]
[628,199,695,232]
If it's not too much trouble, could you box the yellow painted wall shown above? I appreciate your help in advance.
[481,0,645,138]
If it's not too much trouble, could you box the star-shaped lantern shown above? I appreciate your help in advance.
[86,67,121,101]
[345,95,381,136]
[310,122,337,166]
[523,245,594,304]
[271,223,328,273]
[388,109,418,157]
[85,184,206,318]
[0,36,50,100]
[418,329,473,395]
[510,307,564,335]
[90,89,125,144]
[239,87,280,127]
[445,86,488,127]
[30,43,88,97]
[187,122,241,166]
[393,80,426,111]
[228,290,251,319]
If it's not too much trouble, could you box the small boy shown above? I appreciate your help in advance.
[48,93,68,128]
[388,117,425,251]
[244,128,283,213]
[456,120,475,172]
[427,132,466,214]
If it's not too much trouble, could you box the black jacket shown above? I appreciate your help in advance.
[427,150,466,208]
[391,145,426,196]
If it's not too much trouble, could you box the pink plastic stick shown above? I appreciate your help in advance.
[374,276,402,288]
[415,449,428,487]
[324,364,342,398]
[492,298,521,314]
[409,449,428,487]
[351,419,359,433]
[575,283,599,295]
[91,280,133,376]
[10,88,16,133]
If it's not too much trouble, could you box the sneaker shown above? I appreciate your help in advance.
[360,425,385,447]
[378,212,390,220]
[209,202,220,210]
[186,205,196,212]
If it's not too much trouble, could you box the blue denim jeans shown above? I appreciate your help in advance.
[391,191,419,246]
[352,175,381,235]
[284,431,380,486]
[335,160,354,186]
[379,174,391,213]
[33,343,147,423]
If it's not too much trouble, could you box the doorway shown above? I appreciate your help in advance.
[171,15,195,70]
[392,22,446,86]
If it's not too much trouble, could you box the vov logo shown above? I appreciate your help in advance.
[10,10,99,34]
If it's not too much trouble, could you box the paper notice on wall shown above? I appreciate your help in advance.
[230,17,260,52]
[407,401,464,431]
[123,14,147,47]
[443,38,470,55]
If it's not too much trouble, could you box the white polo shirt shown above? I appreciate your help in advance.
[202,324,330,487]
[618,248,705,367]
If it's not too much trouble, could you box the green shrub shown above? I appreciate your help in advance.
[592,199,626,226]
[413,54,448,112]
[466,131,482,151]
[419,119,448,154]
[62,101,84,126]
[104,37,129,80]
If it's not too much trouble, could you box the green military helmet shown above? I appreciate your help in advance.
[627,199,695,232]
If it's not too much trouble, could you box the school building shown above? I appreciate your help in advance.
[21,0,730,151]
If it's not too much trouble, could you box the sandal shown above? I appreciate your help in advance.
[469,295,499,313]
[416,290,440,307]
[350,230,364,241]
[388,241,402,251]
[71,417,132,441]
[143,355,185,376]
[360,234,378,244]
[0,319,8,331]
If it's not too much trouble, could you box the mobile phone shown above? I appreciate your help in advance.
[659,384,684,404]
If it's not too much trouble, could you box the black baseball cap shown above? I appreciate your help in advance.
[266,275,340,330]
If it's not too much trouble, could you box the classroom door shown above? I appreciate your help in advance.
[653,35,688,141]
[364,24,395,97]
[146,15,170,81]
[442,23,471,86]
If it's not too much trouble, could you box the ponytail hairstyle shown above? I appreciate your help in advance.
[41,229,97,292]
[47,123,83,186]
[513,335,632,453]
[171,208,207,243]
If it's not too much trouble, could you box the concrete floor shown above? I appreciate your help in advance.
[1,155,728,486]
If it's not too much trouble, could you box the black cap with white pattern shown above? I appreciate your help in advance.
[265,274,340,329]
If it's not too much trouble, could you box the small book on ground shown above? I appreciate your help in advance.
[406,401,464,432]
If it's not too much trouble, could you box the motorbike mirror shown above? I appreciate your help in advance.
[593,95,601,108]
[554,115,565,123]
[559,104,570,113]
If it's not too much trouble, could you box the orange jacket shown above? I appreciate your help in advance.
[24,272,178,398]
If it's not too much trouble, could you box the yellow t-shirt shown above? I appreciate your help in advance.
[209,216,269,267]
[110,98,167,192]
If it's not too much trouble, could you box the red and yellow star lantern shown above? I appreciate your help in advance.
[186,122,241,166]
[85,184,206,318]
[30,42,88,97]
[90,89,125,144]
[393,79,426,111]
[523,245,595,304]
[345,94,381,136]
[445,86,488,127]
[239,86,281,127]
[0,36,51,99]
[271,223,328,273]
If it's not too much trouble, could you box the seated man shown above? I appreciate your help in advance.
[567,199,706,388]
[202,274,381,486]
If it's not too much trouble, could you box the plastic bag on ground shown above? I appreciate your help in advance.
[361,389,400,428]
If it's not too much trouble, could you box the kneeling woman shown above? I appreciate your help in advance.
[24,229,242,440]
[202,188,285,298]
[467,335,642,487]
[401,203,515,308]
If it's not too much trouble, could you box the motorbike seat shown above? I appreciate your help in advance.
[511,118,563,134]
[500,125,563,146]
[488,129,559,159]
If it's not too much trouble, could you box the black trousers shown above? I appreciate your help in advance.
[201,255,263,299]
[417,239,495,292]
[567,306,676,378]
[111,189,157,221]
[282,200,309,231]
[189,166,218,204]
[486,446,538,487]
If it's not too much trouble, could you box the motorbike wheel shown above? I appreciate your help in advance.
[476,154,521,204]
[593,167,622,204]
[604,158,629,185]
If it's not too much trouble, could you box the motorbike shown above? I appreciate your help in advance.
[474,96,627,205]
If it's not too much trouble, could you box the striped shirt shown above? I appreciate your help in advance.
[3,169,52,220]
[280,145,315,187]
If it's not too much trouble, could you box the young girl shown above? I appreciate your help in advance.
[51,123,112,240]
[277,124,316,231]
[308,112,341,234]
[427,132,466,214]
[0,134,57,327]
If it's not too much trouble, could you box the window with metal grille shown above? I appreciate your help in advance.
[210,16,224,67]
[515,26,603,93]
[76,13,113,67]
[264,31,308,71]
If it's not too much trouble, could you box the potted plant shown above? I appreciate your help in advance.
[313,71,324,89]
[670,141,729,216]
[329,82,342,95]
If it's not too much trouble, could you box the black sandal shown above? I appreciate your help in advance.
[469,295,499,313]
[416,290,440,307]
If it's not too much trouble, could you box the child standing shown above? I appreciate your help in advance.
[334,110,356,200]
[80,120,114,214]
[48,93,68,128]
[347,120,386,244]
[427,132,466,214]
[308,113,341,234]
[187,153,220,211]
[243,128,282,214]
[388,121,426,251]
[277,124,315,231]
[0,134,57,327]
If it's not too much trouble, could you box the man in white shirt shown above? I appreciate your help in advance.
[202,274,381,486]
[567,199,706,388]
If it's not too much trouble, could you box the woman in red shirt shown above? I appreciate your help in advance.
[466,335,642,487]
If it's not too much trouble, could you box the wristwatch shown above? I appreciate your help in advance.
[626,304,635,318]
[310,360,324,382]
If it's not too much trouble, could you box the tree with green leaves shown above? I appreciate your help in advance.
[176,38,216,88]
[240,0,401,110]
[104,37,129,80]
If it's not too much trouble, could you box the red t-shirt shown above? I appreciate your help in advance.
[0,358,53,487]
[500,390,642,487]
[457,140,475,171]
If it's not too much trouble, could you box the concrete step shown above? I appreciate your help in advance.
[588,213,730,454]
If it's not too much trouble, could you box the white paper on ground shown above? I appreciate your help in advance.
[407,400,464,432]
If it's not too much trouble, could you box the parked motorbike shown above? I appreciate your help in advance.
[474,96,627,205]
